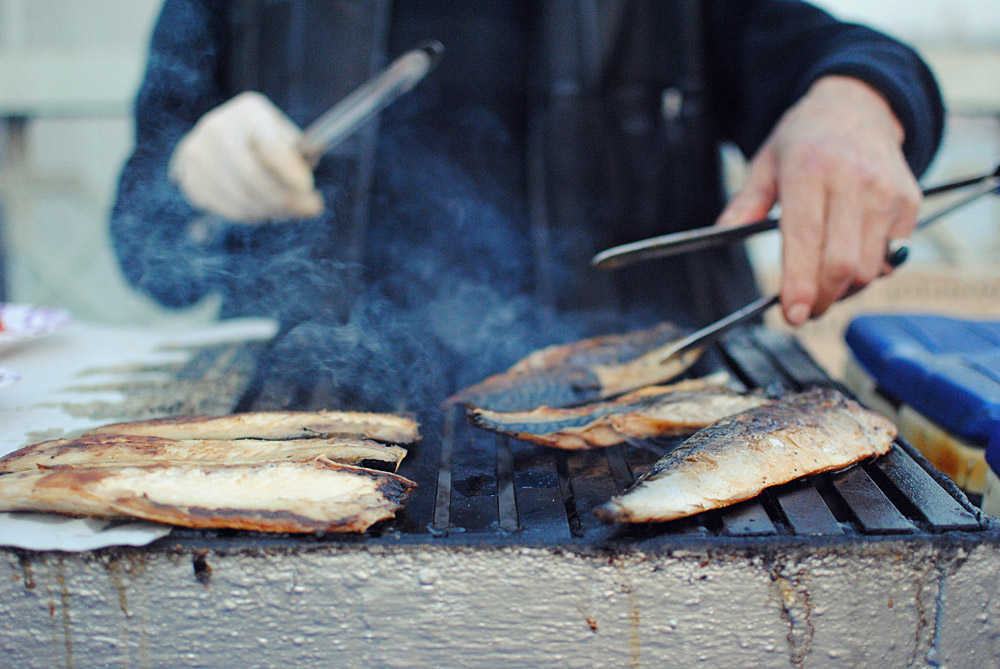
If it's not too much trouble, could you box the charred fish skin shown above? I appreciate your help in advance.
[448,367,602,412]
[509,322,687,372]
[596,387,897,523]
[85,410,421,444]
[446,321,691,411]
[469,383,772,450]
[0,434,407,473]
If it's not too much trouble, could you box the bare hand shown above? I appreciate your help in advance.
[716,75,921,325]
[169,91,324,223]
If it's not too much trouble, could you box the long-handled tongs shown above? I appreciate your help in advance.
[299,40,444,161]
[590,163,1000,366]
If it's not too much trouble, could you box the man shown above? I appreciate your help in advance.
[110,0,942,408]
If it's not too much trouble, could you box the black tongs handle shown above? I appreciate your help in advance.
[592,162,1000,271]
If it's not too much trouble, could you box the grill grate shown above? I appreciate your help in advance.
[211,324,987,547]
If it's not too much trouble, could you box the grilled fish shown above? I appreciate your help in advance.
[0,459,416,533]
[0,435,406,473]
[86,410,420,444]
[446,321,699,411]
[596,387,897,523]
[469,375,771,450]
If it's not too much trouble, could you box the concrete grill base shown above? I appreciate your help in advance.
[1,539,999,667]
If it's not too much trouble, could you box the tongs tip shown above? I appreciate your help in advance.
[416,40,445,67]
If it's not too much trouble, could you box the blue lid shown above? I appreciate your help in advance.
[986,427,1000,476]
[845,314,1000,444]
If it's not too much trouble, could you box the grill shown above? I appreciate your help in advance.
[178,323,988,549]
[5,324,999,668]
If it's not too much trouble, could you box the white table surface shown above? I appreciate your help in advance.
[0,314,278,550]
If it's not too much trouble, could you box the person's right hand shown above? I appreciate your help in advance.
[169,91,324,223]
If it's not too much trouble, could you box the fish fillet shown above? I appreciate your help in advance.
[469,376,771,449]
[85,410,420,444]
[0,435,406,473]
[446,322,699,411]
[596,387,897,523]
[0,459,417,533]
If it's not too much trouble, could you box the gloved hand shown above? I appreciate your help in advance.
[169,91,324,222]
[716,75,921,326]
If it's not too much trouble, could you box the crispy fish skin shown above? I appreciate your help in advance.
[0,435,406,473]
[446,322,696,411]
[596,387,897,523]
[507,322,687,373]
[470,376,770,450]
[0,459,417,533]
[85,410,420,444]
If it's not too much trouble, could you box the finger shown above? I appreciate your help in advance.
[878,172,921,276]
[716,148,778,228]
[224,129,315,220]
[250,114,324,217]
[251,110,315,194]
[777,148,828,326]
[205,112,321,221]
[855,189,897,287]
[812,171,863,316]
[172,137,268,221]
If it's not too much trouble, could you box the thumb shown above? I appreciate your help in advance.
[716,147,779,228]
[250,109,316,194]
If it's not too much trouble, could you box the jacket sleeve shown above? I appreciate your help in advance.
[109,0,228,310]
[704,0,945,177]
[110,0,336,319]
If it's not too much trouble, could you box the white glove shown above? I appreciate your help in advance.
[169,91,324,223]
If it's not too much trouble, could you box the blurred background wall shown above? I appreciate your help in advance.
[0,0,998,329]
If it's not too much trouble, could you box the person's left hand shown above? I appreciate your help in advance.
[716,75,922,326]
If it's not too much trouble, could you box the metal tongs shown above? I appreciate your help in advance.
[591,163,1000,365]
[299,40,444,162]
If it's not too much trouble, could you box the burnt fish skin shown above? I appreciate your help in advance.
[446,322,700,411]
[596,387,897,523]
[469,375,771,450]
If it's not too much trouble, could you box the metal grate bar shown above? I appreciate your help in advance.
[605,445,635,494]
[448,422,499,533]
[751,327,833,388]
[720,500,778,536]
[555,452,585,537]
[431,407,457,534]
[565,450,621,536]
[511,442,571,540]
[496,438,519,532]
[719,329,793,389]
[829,465,917,534]
[450,494,499,533]
[871,447,981,530]
[772,480,845,535]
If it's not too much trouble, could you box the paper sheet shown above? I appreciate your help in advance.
[0,513,172,551]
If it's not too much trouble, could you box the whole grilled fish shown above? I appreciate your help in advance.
[596,387,897,523]
[0,459,416,533]
[469,375,771,449]
[446,321,699,411]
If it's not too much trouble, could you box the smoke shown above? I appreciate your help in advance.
[255,92,633,421]
[113,69,641,426]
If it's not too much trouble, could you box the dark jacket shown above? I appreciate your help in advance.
[109,0,943,407]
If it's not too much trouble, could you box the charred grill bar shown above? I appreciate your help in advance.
[2,326,999,667]
[221,324,986,547]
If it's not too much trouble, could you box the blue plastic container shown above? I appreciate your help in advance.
[845,314,1000,445]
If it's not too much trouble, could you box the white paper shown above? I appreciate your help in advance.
[0,513,172,551]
